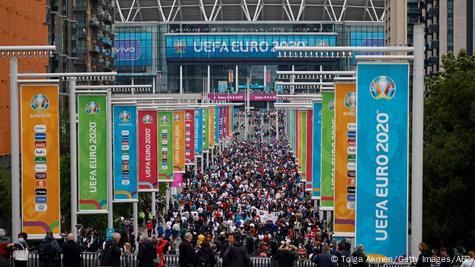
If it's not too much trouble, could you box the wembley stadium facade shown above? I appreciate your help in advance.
[114,0,385,105]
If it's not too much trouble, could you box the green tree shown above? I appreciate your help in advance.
[0,167,11,230]
[424,50,475,250]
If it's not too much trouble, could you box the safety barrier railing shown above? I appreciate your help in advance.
[27,252,421,267]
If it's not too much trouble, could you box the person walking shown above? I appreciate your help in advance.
[351,244,368,267]
[7,232,29,267]
[179,232,195,267]
[222,233,250,267]
[138,237,156,267]
[416,243,431,267]
[100,233,122,267]
[194,240,216,267]
[62,233,81,267]
[38,231,61,267]
[313,244,337,267]
[155,237,169,267]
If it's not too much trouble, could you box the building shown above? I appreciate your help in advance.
[0,0,49,156]
[114,0,386,107]
[385,0,408,46]
[47,0,115,73]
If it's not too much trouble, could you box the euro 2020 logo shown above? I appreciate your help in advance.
[143,114,153,124]
[85,102,100,114]
[119,111,131,122]
[370,76,396,100]
[344,92,356,109]
[174,39,186,54]
[328,99,335,111]
[31,94,49,111]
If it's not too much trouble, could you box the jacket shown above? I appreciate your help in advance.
[179,240,196,267]
[62,240,82,267]
[138,241,156,267]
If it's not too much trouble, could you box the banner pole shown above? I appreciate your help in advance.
[69,80,78,239]
[133,201,139,251]
[411,24,424,257]
[106,90,113,229]
[10,57,20,242]
[151,191,156,228]
[276,111,279,141]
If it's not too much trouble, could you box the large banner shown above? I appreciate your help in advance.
[215,106,220,143]
[21,84,61,237]
[194,109,203,157]
[300,111,307,180]
[138,110,158,191]
[158,112,173,180]
[334,83,356,236]
[306,110,313,192]
[209,107,216,147]
[115,32,153,67]
[173,111,185,172]
[78,95,108,211]
[356,63,409,259]
[296,110,301,166]
[184,110,195,165]
[321,91,335,210]
[228,106,233,139]
[113,105,138,202]
[312,103,322,199]
[203,109,209,152]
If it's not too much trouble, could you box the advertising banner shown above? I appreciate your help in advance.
[113,105,138,202]
[173,111,185,173]
[78,95,108,211]
[300,111,307,179]
[321,91,335,209]
[166,34,337,59]
[228,106,233,139]
[215,106,220,143]
[306,110,313,191]
[21,84,61,237]
[334,83,356,236]
[138,110,158,191]
[290,109,295,154]
[184,110,195,165]
[115,32,153,66]
[209,107,216,147]
[194,109,203,157]
[312,103,322,199]
[203,109,209,152]
[158,112,173,180]
[356,63,409,259]
[296,110,302,169]
[171,172,183,188]
[208,93,277,101]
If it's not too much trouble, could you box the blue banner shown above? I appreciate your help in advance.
[115,32,153,67]
[194,109,203,157]
[113,105,138,201]
[166,34,336,59]
[312,102,322,199]
[356,63,409,259]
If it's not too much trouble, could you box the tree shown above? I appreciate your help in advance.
[0,167,11,231]
[423,50,475,250]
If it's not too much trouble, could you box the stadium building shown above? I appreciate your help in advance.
[114,0,385,106]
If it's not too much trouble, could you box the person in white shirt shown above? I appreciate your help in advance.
[461,251,475,267]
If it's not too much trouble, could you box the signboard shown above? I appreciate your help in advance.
[218,81,227,93]
[321,91,335,209]
[209,108,216,147]
[138,110,158,191]
[306,110,313,191]
[173,111,185,172]
[115,32,153,66]
[184,110,195,165]
[113,105,138,202]
[78,95,108,211]
[158,111,173,180]
[194,109,203,157]
[21,84,61,237]
[356,63,409,259]
[334,83,356,236]
[208,93,277,101]
[203,109,209,152]
[166,34,337,59]
[312,103,322,199]
[300,111,307,179]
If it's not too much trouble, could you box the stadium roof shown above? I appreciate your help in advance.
[115,0,385,23]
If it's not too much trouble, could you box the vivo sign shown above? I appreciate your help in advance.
[166,34,336,59]
[115,32,153,67]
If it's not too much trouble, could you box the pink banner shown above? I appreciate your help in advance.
[171,172,183,188]
[223,107,228,139]
[138,110,158,191]
[208,93,277,101]
[184,110,195,165]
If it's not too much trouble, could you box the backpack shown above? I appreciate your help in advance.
[38,239,57,263]
[196,249,211,266]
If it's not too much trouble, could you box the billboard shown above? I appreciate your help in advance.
[184,110,195,165]
[78,95,108,211]
[138,110,158,191]
[356,63,409,259]
[321,91,335,209]
[194,109,203,157]
[173,111,185,172]
[334,83,356,236]
[306,110,313,192]
[115,32,153,66]
[166,34,336,59]
[158,111,174,180]
[113,105,138,202]
[312,103,322,199]
[20,84,61,237]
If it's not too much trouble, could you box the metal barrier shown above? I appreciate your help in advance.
[27,252,419,267]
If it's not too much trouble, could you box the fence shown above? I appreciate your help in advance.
[27,252,416,267]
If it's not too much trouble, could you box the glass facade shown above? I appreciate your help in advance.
[113,22,384,94]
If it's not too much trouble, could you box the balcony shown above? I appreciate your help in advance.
[426,56,439,65]
[427,7,439,19]
[427,40,439,49]
[427,24,439,34]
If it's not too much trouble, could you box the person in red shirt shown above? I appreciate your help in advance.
[154,238,168,267]
[147,221,153,238]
